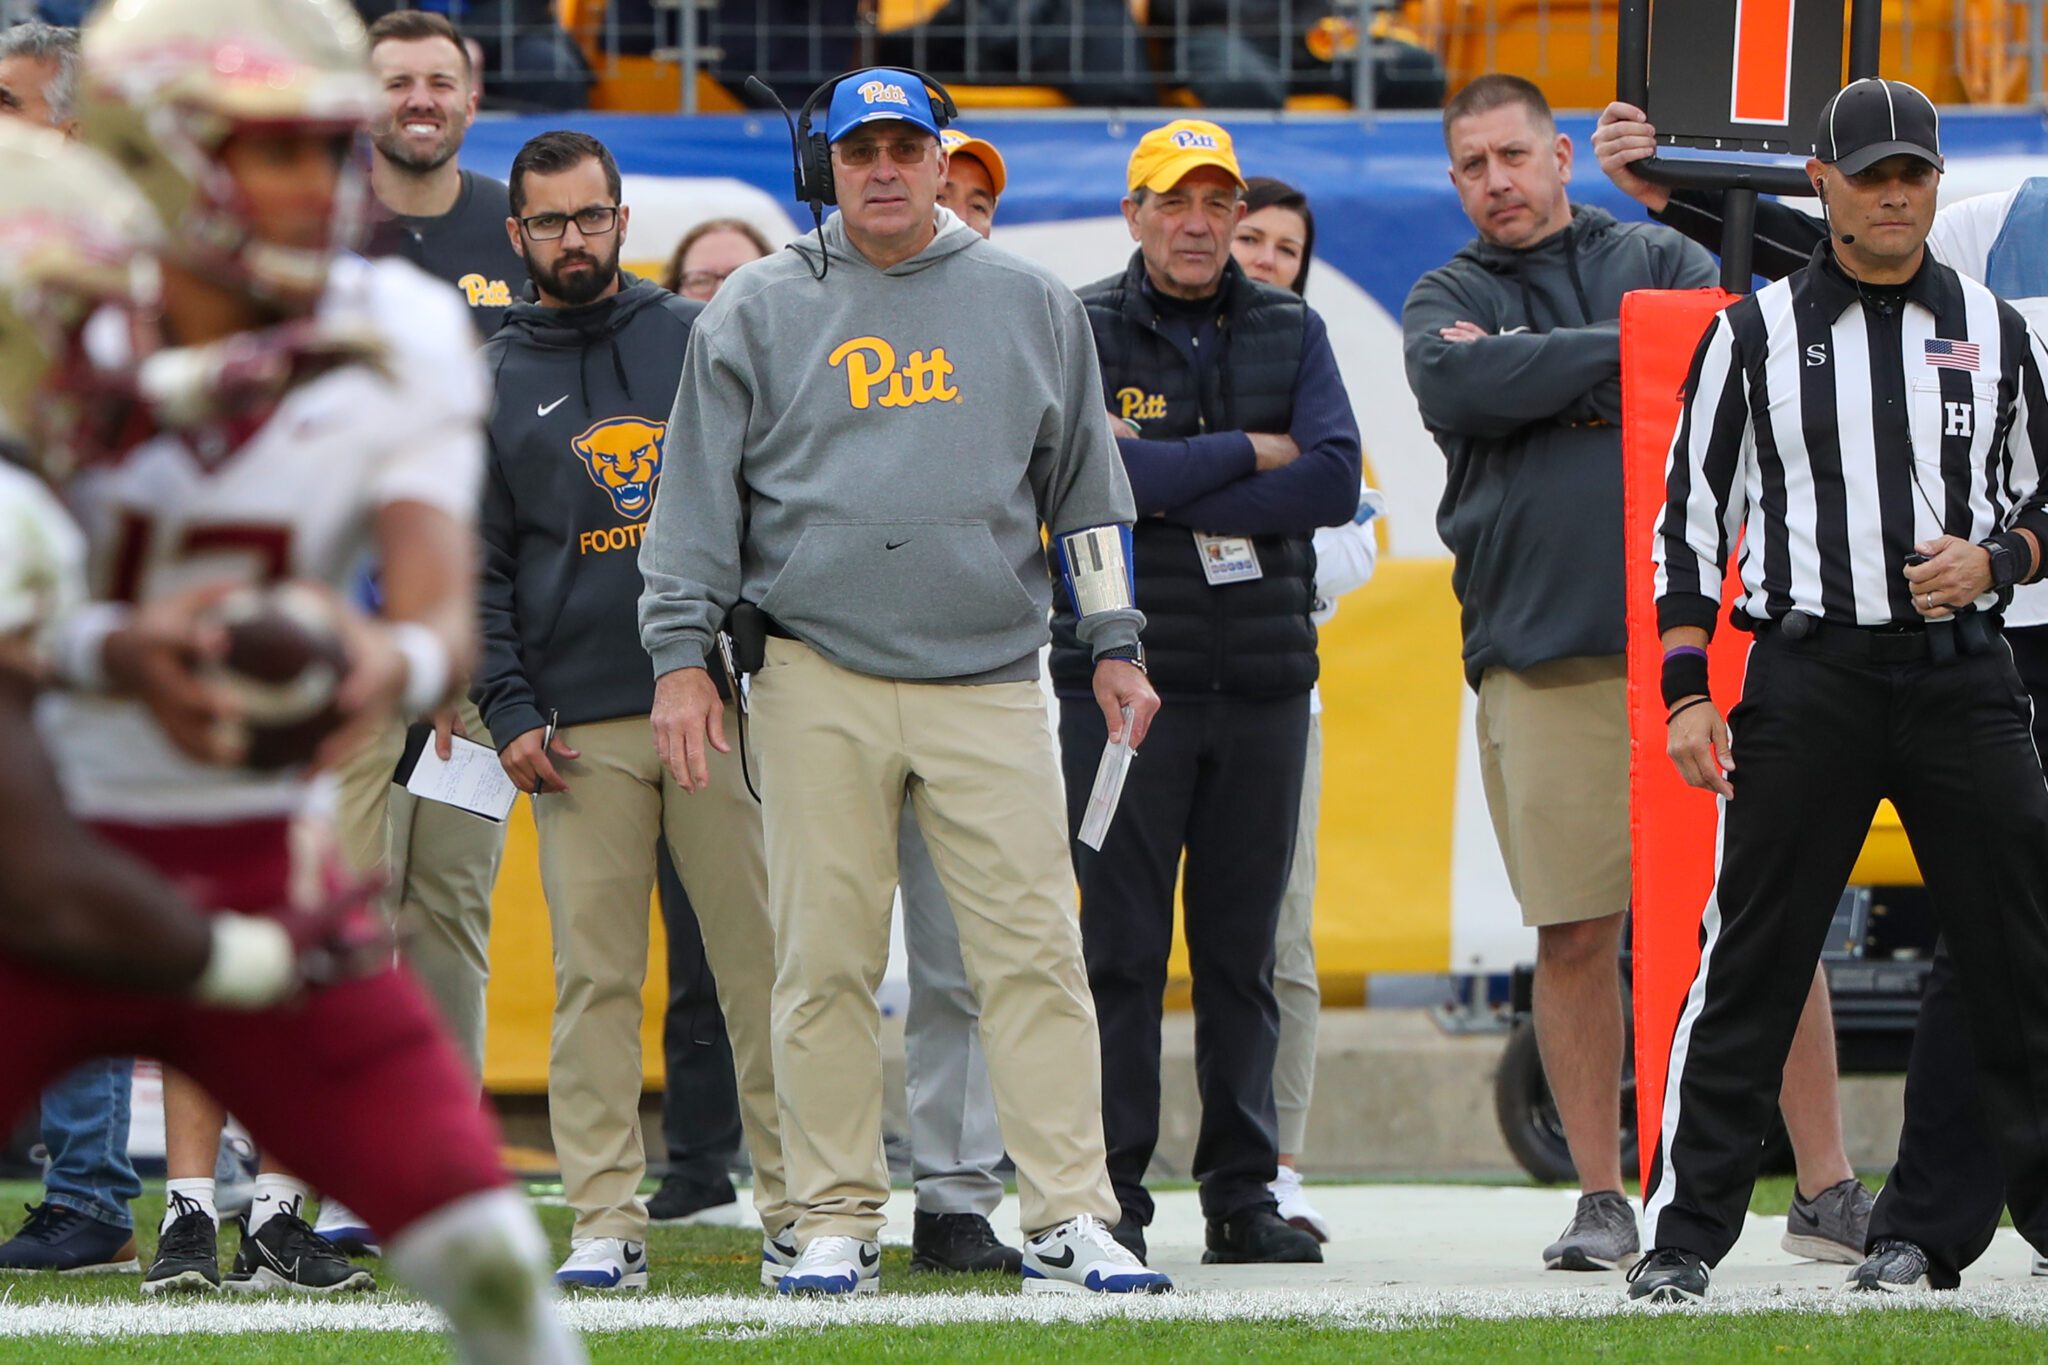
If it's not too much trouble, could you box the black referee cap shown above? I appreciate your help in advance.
[1816,78,1943,176]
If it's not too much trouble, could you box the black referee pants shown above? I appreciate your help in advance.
[1061,692,1309,1226]
[1644,629,2048,1266]
[1864,623,2048,1284]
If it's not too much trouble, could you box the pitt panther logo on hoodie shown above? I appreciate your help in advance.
[829,336,959,411]
[572,417,666,526]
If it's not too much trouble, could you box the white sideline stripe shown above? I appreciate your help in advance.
[9,1288,2048,1340]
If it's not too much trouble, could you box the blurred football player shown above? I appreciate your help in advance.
[0,2,584,1360]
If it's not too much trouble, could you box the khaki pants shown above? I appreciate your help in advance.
[751,638,1117,1243]
[533,714,787,1243]
[331,696,505,1077]
[1475,655,1631,928]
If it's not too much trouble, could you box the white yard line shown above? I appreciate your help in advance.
[3,1286,2048,1340]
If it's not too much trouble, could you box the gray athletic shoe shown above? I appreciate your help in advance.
[1845,1238,1931,1293]
[1543,1191,1640,1271]
[1782,1178,1874,1264]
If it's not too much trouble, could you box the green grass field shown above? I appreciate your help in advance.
[0,1176,2030,1364]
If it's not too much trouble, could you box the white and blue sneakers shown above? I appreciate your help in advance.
[1021,1214,1174,1295]
[553,1237,647,1291]
[777,1235,881,1296]
[760,1227,800,1289]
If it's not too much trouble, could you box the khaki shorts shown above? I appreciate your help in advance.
[1476,654,1631,929]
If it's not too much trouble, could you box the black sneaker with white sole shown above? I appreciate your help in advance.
[1625,1247,1710,1304]
[647,1171,739,1226]
[1201,1204,1323,1264]
[141,1199,221,1296]
[909,1211,1023,1275]
[1845,1238,1932,1293]
[226,1202,374,1294]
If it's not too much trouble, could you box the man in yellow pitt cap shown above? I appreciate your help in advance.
[1055,118,1362,1267]
[937,127,1004,239]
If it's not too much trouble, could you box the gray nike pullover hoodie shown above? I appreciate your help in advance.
[638,207,1142,684]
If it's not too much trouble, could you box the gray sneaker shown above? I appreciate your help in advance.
[1543,1191,1640,1271]
[1845,1238,1931,1293]
[1782,1178,1874,1264]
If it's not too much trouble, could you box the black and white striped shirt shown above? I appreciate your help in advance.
[1655,244,2048,635]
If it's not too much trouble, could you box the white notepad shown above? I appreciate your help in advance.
[403,733,520,823]
[1077,706,1136,852]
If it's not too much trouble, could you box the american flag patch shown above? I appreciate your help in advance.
[1925,339,1982,371]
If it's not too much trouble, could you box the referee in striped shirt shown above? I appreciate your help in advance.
[1632,78,2048,1304]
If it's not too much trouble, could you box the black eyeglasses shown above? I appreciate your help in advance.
[519,206,620,241]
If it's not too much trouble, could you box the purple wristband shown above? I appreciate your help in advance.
[1664,644,1708,662]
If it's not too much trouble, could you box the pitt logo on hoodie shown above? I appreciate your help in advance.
[573,416,666,522]
[829,336,959,410]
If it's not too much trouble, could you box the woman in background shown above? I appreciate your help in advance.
[1230,175,1382,1245]
[660,217,772,303]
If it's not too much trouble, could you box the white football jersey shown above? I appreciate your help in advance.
[0,460,86,649]
[42,254,487,824]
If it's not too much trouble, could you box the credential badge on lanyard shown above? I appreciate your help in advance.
[1193,531,1262,586]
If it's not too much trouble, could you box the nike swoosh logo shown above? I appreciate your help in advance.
[859,1245,880,1267]
[537,395,570,416]
[257,1244,301,1277]
[885,539,910,550]
[1038,1245,1076,1269]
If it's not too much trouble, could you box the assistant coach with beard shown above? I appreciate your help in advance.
[477,130,788,1293]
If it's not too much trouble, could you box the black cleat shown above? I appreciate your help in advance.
[1626,1247,1711,1304]
[225,1200,374,1294]
[1201,1203,1323,1265]
[1109,1216,1147,1263]
[141,1198,221,1296]
[909,1211,1023,1275]
[647,1171,739,1225]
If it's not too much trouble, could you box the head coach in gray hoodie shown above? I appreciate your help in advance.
[475,130,789,1294]
[637,68,1167,1298]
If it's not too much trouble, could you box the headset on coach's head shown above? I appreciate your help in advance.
[745,66,960,279]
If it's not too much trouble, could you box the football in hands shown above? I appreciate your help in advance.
[203,583,350,770]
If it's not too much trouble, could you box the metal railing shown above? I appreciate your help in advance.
[18,1,2034,113]
[360,1,1423,115]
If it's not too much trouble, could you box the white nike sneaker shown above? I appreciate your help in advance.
[776,1235,880,1296]
[760,1226,799,1289]
[1022,1213,1173,1295]
[312,1198,379,1258]
[553,1237,648,1292]
[1269,1165,1332,1244]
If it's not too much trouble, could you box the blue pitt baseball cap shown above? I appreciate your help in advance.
[825,69,943,143]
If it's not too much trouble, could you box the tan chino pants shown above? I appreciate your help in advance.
[331,695,505,1077]
[750,637,1118,1244]
[533,714,789,1244]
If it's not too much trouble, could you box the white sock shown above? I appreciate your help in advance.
[248,1175,313,1234]
[162,1178,217,1235]
[384,1187,585,1365]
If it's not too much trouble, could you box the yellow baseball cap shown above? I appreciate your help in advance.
[1126,119,1245,195]
[939,128,1008,198]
